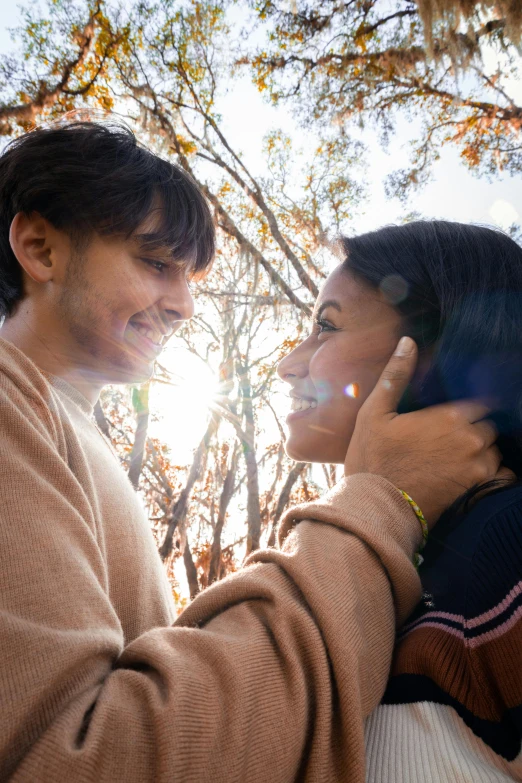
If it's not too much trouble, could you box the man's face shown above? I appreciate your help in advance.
[51,218,195,386]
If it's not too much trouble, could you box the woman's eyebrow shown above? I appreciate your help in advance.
[316,300,342,319]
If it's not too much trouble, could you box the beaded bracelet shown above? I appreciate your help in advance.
[398,489,429,569]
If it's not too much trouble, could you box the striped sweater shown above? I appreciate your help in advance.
[365,483,522,782]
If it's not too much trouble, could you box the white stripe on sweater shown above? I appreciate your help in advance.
[364,703,522,782]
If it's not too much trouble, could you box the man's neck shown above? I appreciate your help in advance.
[1,312,103,405]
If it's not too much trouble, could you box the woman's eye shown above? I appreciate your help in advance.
[314,317,337,334]
[142,258,167,273]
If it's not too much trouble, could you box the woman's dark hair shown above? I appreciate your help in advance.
[341,220,522,528]
[0,121,215,318]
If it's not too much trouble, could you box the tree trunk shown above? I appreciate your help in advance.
[238,365,262,555]
[267,462,307,547]
[183,541,200,599]
[208,448,238,585]
[93,400,111,438]
[128,384,150,490]
[159,414,219,561]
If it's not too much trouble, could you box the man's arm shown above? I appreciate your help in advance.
[3,339,501,783]
[0,373,422,783]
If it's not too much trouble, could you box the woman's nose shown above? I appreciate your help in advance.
[277,339,311,382]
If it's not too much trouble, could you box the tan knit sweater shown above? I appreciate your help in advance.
[0,336,422,782]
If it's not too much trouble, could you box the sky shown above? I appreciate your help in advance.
[2,2,520,597]
[216,70,521,236]
[1,1,521,465]
[1,2,519,240]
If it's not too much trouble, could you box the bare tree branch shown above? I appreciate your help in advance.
[267,462,307,547]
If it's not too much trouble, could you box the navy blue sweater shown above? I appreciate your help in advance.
[382,483,522,761]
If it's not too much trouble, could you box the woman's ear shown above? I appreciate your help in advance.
[397,344,437,414]
[9,212,55,284]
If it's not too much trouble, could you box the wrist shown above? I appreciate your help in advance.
[396,488,429,569]
[278,474,423,626]
[279,473,424,557]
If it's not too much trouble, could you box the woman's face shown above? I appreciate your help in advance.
[277,265,404,464]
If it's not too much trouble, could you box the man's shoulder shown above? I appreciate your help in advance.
[0,337,62,441]
[0,337,50,396]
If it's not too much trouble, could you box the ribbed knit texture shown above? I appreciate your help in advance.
[365,704,520,782]
[0,336,422,783]
[365,483,522,781]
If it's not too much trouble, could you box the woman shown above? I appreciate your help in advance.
[278,220,522,782]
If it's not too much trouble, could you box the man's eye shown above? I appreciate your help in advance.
[142,258,168,273]
[314,317,337,334]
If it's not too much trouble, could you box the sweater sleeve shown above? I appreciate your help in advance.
[0,378,423,783]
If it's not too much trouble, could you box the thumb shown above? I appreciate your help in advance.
[365,336,418,416]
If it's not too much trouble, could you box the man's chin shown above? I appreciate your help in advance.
[103,355,155,386]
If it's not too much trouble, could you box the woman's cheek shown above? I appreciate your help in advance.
[310,352,383,411]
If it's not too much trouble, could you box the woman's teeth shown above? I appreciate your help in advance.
[291,397,317,412]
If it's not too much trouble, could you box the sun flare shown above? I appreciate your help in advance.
[149,346,219,464]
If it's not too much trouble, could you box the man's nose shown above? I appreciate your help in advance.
[162,274,195,326]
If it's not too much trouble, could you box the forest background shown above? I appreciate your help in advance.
[0,0,521,607]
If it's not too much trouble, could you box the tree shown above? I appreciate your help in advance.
[7,0,498,604]
[0,0,360,308]
[0,0,349,602]
[416,1,521,49]
[246,0,522,197]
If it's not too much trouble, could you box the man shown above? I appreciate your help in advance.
[0,122,502,782]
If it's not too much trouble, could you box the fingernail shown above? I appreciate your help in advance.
[394,336,414,356]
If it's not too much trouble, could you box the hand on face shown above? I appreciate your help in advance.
[277,265,512,525]
[345,336,512,526]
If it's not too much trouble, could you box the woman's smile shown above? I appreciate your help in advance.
[277,266,403,464]
[289,394,318,413]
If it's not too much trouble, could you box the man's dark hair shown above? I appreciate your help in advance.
[0,121,215,318]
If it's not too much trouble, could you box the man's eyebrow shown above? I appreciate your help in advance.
[134,234,196,274]
[134,233,172,255]
[316,299,342,319]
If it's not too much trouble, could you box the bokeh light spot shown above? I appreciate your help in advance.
[379,274,409,305]
[315,379,333,405]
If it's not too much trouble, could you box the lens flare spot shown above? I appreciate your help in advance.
[380,274,409,305]
[316,379,332,404]
[345,382,360,399]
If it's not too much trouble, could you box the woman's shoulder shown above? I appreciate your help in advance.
[463,483,522,622]
[437,481,522,563]
[459,482,522,574]
[416,483,522,617]
[465,481,522,529]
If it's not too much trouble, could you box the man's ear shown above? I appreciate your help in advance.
[9,212,55,284]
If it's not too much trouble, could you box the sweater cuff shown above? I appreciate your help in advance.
[278,474,423,626]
